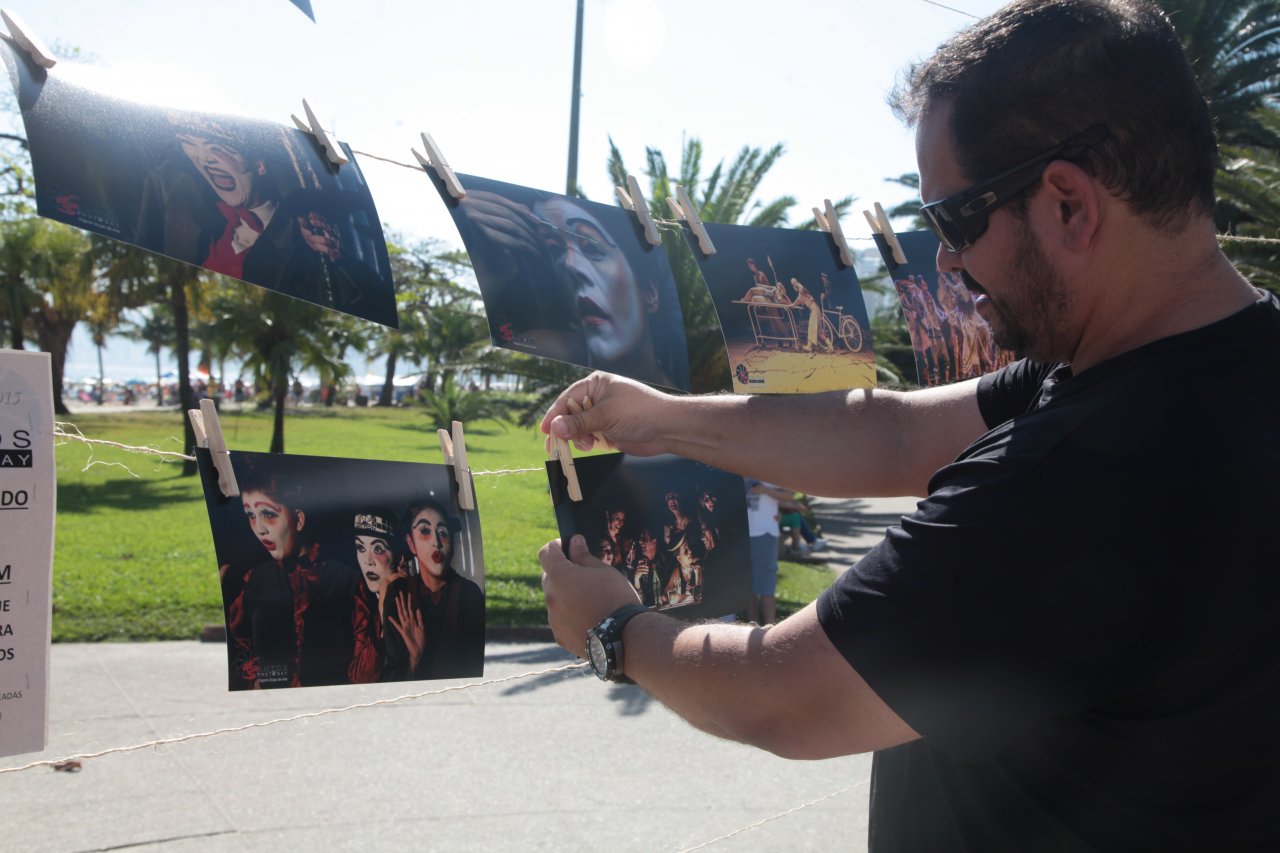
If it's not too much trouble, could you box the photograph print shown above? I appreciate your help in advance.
[689,222,876,394]
[433,172,692,392]
[876,230,1017,386]
[1,40,398,327]
[197,450,484,690]
[547,453,751,621]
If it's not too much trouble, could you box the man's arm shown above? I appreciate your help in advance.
[540,372,988,498]
[541,536,918,759]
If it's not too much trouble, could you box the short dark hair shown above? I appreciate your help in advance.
[889,0,1217,230]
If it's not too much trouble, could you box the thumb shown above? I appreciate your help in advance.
[567,534,596,563]
[550,410,594,442]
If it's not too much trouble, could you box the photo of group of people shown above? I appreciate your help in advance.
[3,40,398,327]
[547,454,751,620]
[690,222,877,394]
[197,450,484,690]
[881,230,1017,386]
[436,173,693,392]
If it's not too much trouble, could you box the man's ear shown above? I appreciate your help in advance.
[1041,160,1102,252]
[294,510,306,532]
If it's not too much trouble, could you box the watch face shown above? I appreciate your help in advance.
[587,632,609,679]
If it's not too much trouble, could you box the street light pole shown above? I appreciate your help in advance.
[566,0,584,196]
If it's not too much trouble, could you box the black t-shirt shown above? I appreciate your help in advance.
[818,291,1280,851]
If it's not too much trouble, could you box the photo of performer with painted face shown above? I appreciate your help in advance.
[198,451,484,690]
[3,44,398,327]
[437,173,692,391]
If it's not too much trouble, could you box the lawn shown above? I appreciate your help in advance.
[52,405,837,640]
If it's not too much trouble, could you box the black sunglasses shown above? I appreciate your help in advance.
[920,126,1108,253]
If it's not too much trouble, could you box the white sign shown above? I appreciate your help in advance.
[0,351,55,759]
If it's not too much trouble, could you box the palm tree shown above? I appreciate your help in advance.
[416,373,514,433]
[205,283,356,453]
[607,136,855,392]
[1160,0,1280,150]
[1218,109,1280,291]
[118,305,175,401]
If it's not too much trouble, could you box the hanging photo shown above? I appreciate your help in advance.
[197,450,483,690]
[547,453,750,620]
[433,172,693,391]
[1,41,398,327]
[688,222,876,394]
[874,230,1017,385]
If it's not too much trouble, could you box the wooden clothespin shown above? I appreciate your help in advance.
[566,395,614,452]
[665,185,716,256]
[0,9,56,69]
[290,99,349,167]
[863,201,907,266]
[614,175,662,247]
[438,420,475,511]
[187,398,239,498]
[813,198,855,268]
[549,436,583,502]
[413,132,466,200]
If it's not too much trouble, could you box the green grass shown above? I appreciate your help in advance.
[53,406,837,640]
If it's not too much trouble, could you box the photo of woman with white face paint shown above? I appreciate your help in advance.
[198,451,485,690]
[439,173,691,391]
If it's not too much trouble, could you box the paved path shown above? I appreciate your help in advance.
[5,497,920,853]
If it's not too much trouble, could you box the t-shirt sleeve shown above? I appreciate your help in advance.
[817,456,1152,762]
[976,359,1057,429]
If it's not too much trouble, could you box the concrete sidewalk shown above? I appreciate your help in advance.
[5,497,919,853]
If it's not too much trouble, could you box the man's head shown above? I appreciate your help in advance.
[895,0,1218,363]
[892,0,1216,233]
[167,114,268,208]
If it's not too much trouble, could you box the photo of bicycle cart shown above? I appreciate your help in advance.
[733,297,865,353]
[686,221,877,395]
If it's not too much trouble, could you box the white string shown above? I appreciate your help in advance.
[675,781,868,852]
[53,425,549,478]
[0,661,587,775]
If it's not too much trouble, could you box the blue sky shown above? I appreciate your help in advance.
[10,0,1006,380]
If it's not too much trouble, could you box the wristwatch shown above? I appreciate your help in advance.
[586,603,651,683]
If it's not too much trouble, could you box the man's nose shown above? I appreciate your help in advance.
[936,241,963,273]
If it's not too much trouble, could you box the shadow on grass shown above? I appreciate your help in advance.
[56,474,203,515]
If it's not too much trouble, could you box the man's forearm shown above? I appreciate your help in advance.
[654,387,962,498]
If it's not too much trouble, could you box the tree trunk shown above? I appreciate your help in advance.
[95,340,105,405]
[271,374,287,454]
[168,266,197,476]
[378,350,397,406]
[153,348,161,404]
[32,309,73,416]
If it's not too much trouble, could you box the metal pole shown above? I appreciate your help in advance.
[566,0,584,196]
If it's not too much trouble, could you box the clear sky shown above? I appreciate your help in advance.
[12,0,1008,380]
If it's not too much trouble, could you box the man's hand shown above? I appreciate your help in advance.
[297,212,342,260]
[540,534,642,657]
[539,372,672,455]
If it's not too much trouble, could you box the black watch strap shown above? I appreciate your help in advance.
[591,603,651,683]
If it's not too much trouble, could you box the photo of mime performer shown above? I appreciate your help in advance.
[538,2,1280,850]
[198,450,484,689]
[213,454,376,690]
[384,497,485,680]
[136,112,397,327]
[435,173,693,391]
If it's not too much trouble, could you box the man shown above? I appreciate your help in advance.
[538,1,1279,849]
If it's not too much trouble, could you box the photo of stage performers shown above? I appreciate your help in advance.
[434,172,692,391]
[2,41,397,327]
[689,221,876,394]
[879,230,1017,386]
[196,450,484,690]
[546,453,750,621]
